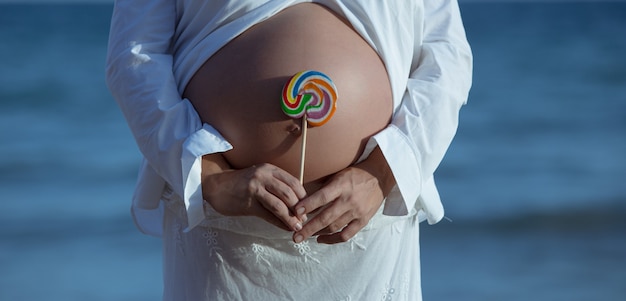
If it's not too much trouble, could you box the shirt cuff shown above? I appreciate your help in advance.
[181,123,232,232]
[371,124,423,216]
[418,176,444,225]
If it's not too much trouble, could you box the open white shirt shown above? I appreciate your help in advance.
[105,0,472,236]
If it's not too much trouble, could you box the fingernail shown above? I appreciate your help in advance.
[301,214,308,223]
[296,207,305,215]
[294,223,302,231]
[294,234,303,243]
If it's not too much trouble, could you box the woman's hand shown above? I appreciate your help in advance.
[201,154,307,232]
[292,147,396,244]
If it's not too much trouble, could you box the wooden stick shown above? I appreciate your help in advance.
[299,115,307,184]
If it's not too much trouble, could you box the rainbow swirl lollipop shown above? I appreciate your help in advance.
[281,70,338,183]
[281,70,338,127]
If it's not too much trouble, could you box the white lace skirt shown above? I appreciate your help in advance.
[161,192,422,301]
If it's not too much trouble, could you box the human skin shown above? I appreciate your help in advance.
[184,3,396,243]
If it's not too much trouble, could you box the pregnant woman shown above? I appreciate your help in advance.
[106,1,472,300]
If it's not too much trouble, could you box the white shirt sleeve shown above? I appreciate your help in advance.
[105,0,232,233]
[372,0,472,223]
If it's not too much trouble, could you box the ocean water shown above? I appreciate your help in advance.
[0,2,624,301]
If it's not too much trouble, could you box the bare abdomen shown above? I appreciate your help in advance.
[184,3,392,187]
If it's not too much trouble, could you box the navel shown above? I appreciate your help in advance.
[286,123,302,137]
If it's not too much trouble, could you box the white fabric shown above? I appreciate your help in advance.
[161,187,422,301]
[105,0,472,236]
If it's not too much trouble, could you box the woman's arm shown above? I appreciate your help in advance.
[293,0,472,244]
[382,0,472,222]
[106,0,206,200]
[106,0,224,231]
[106,0,305,232]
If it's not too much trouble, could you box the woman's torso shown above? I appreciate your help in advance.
[183,3,393,189]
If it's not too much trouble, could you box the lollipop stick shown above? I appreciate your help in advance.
[299,115,307,184]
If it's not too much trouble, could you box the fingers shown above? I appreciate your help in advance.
[316,221,365,244]
[291,179,345,241]
[294,183,339,217]
[291,167,385,244]
[313,212,354,236]
[269,166,307,199]
[294,209,368,245]
[247,164,306,231]
[255,188,304,231]
[248,163,305,204]
[293,196,348,243]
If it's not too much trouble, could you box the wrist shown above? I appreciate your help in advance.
[200,153,230,204]
[357,146,396,197]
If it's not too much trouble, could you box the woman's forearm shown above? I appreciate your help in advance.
[355,146,397,198]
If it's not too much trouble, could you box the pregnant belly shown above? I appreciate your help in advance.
[184,3,392,187]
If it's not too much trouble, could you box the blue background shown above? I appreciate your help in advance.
[1,2,624,300]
